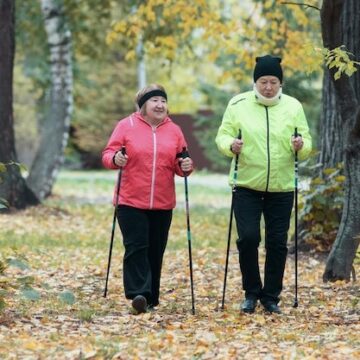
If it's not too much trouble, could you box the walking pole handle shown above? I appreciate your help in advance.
[181,146,190,159]
[237,129,242,140]
[120,145,126,158]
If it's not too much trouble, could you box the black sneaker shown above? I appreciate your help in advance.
[262,301,281,314]
[132,295,147,314]
[241,297,257,313]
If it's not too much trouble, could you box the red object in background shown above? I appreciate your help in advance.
[171,113,211,170]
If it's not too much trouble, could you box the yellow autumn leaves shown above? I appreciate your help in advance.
[106,0,325,80]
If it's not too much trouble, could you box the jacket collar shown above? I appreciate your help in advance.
[134,111,171,127]
[253,84,282,106]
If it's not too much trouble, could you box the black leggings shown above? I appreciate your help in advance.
[116,205,172,306]
[233,187,294,303]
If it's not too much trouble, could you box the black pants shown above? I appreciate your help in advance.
[233,187,294,304]
[116,205,172,306]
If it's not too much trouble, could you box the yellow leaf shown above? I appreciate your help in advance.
[253,314,266,324]
[24,341,40,351]
[335,175,346,183]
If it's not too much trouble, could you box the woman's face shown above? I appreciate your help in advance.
[144,96,168,123]
[255,76,281,98]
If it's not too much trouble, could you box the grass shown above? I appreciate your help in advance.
[1,170,237,253]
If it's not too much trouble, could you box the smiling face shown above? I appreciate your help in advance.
[143,96,168,125]
[255,75,281,98]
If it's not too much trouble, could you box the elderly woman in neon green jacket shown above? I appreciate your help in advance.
[216,55,312,314]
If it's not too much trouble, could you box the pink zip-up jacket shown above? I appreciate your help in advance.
[102,112,193,210]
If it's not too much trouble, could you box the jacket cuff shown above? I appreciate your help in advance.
[112,152,118,166]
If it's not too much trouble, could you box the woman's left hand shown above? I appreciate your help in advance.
[180,157,192,172]
[292,135,304,152]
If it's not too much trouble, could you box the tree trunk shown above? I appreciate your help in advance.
[0,0,38,209]
[26,0,73,200]
[321,0,360,281]
[318,69,344,169]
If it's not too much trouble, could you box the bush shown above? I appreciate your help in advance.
[300,164,344,252]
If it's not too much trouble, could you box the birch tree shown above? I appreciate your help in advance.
[26,0,73,200]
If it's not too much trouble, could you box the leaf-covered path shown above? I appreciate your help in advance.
[0,244,359,359]
[0,171,359,359]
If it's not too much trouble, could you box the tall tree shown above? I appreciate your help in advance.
[0,0,38,209]
[26,0,73,200]
[318,70,344,168]
[321,0,360,281]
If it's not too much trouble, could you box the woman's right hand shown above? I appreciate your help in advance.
[231,138,244,154]
[114,151,128,167]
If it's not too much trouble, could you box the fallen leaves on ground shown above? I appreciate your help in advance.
[0,201,359,359]
[0,244,359,359]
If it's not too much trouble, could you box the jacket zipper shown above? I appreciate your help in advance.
[149,128,157,209]
[265,106,270,192]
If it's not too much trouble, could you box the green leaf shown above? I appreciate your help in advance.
[0,298,6,312]
[8,258,30,270]
[21,288,41,301]
[18,163,28,173]
[0,197,9,207]
[17,276,35,286]
[0,163,6,173]
[58,290,76,305]
[41,282,51,290]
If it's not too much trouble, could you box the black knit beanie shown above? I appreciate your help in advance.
[253,55,283,83]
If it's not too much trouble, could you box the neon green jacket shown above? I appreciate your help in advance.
[216,90,312,192]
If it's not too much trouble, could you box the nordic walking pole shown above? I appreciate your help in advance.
[221,129,242,310]
[181,147,195,315]
[104,146,126,298]
[293,127,299,308]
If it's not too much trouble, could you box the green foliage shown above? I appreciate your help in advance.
[13,64,42,168]
[21,288,41,301]
[284,73,322,147]
[63,0,114,60]
[193,83,233,172]
[0,259,7,312]
[0,161,27,208]
[300,164,345,252]
[76,307,96,322]
[15,1,139,168]
[59,290,76,305]
[0,252,78,313]
[8,258,30,271]
[0,255,33,312]
[69,59,137,167]
[0,201,9,210]
[324,45,360,80]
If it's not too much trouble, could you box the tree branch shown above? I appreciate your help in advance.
[281,2,321,11]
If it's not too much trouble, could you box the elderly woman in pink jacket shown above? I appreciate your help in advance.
[102,84,193,314]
